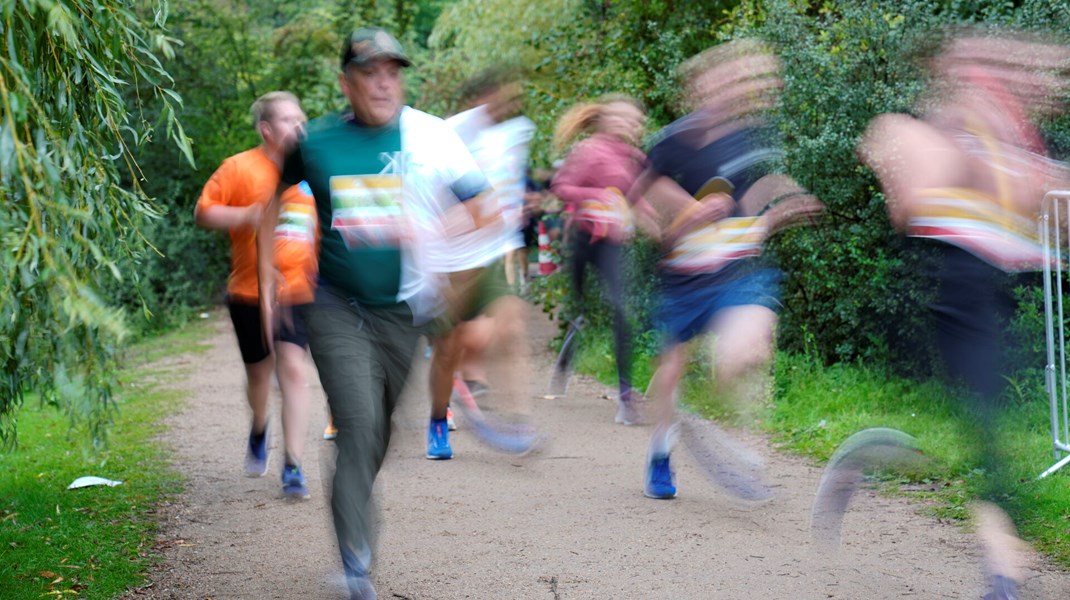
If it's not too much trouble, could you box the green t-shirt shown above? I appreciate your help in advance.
[283,111,404,307]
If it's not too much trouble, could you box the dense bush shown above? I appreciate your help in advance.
[727,0,946,370]
[729,0,1070,372]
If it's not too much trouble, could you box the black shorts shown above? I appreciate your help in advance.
[226,299,310,364]
[522,219,539,248]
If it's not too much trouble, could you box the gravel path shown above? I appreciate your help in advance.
[126,304,1068,599]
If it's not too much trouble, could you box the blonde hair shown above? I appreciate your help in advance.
[250,91,301,129]
[552,94,644,152]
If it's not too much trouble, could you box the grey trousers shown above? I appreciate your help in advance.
[301,285,422,584]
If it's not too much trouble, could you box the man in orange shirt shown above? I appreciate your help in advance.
[195,91,318,499]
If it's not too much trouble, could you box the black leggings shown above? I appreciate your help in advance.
[931,244,1015,502]
[571,230,631,394]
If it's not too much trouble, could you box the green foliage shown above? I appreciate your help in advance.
[116,0,452,334]
[0,0,192,446]
[102,210,229,333]
[725,0,944,368]
[418,0,739,164]
[722,0,1070,371]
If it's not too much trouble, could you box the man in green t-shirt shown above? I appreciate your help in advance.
[256,27,488,600]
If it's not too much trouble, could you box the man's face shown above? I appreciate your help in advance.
[340,59,404,127]
[482,82,523,123]
[261,100,306,152]
[691,53,782,118]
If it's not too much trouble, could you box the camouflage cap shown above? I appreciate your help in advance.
[341,27,412,70]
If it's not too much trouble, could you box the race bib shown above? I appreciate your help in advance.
[329,174,404,248]
[576,188,634,242]
[274,181,316,244]
[663,217,767,274]
[908,189,1048,272]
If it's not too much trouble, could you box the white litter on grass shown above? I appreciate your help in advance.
[199,312,210,319]
[67,476,123,490]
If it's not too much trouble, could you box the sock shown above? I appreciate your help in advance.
[250,427,267,444]
[648,422,680,458]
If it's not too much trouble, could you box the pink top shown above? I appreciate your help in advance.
[551,134,646,240]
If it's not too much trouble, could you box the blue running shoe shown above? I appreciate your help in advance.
[282,464,310,500]
[426,418,453,460]
[244,426,269,477]
[645,454,677,499]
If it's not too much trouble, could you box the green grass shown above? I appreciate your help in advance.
[0,319,213,599]
[567,330,1070,570]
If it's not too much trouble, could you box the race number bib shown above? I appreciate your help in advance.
[329,174,404,248]
[576,188,634,242]
[274,181,316,244]
[908,189,1048,272]
[663,217,767,274]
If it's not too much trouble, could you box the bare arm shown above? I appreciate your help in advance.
[255,182,287,352]
[859,113,962,231]
[194,203,262,231]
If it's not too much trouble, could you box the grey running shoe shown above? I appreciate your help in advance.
[810,427,925,548]
[615,397,640,425]
[982,575,1020,600]
[679,412,772,503]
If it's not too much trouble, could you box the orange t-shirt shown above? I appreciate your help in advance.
[195,147,318,304]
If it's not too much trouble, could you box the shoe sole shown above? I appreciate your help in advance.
[811,427,924,547]
[283,488,311,500]
[245,457,269,477]
[644,488,677,499]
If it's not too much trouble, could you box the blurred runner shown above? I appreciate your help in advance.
[194,91,317,500]
[424,65,538,460]
[629,40,822,501]
[256,28,489,600]
[857,32,1070,600]
[551,94,655,424]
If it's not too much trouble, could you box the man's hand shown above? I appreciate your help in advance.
[664,192,735,248]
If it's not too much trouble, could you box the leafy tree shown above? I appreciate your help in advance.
[111,0,449,336]
[0,0,192,446]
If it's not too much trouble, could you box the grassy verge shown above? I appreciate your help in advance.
[566,325,1070,570]
[0,319,214,599]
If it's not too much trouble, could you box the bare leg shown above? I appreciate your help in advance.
[457,315,493,385]
[428,330,462,421]
[504,249,518,288]
[975,502,1028,585]
[707,304,777,422]
[647,344,687,456]
[276,341,309,466]
[516,247,530,285]
[481,296,530,417]
[245,357,274,434]
[429,268,483,421]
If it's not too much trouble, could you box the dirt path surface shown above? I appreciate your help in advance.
[128,305,1068,599]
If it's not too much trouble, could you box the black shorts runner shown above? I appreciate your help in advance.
[227,298,311,364]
